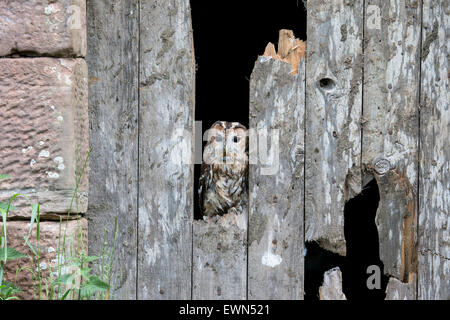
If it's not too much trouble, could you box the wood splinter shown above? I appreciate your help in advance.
[263,29,306,75]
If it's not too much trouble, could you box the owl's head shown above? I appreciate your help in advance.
[203,121,248,166]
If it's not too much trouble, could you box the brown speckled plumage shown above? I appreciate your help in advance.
[199,121,248,217]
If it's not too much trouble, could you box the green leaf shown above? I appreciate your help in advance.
[60,289,72,300]
[79,267,91,280]
[0,247,28,262]
[84,256,100,263]
[0,175,9,180]
[52,273,75,287]
[80,276,108,298]
[0,281,21,300]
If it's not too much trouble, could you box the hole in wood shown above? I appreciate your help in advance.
[305,179,389,300]
[318,77,335,91]
[190,0,307,220]
[342,178,389,300]
[304,241,345,300]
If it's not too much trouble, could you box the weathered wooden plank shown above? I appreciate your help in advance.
[86,0,139,299]
[305,0,363,255]
[248,42,305,299]
[193,212,247,300]
[362,0,421,291]
[418,0,449,300]
[138,0,195,300]
[385,274,417,300]
[319,267,346,300]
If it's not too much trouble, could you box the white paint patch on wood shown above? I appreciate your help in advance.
[248,54,305,300]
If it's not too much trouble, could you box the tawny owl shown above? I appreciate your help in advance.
[199,121,248,218]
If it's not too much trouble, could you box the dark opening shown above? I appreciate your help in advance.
[191,0,307,220]
[305,179,388,300]
[304,241,345,300]
[342,178,388,300]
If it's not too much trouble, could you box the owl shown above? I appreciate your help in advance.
[199,121,248,218]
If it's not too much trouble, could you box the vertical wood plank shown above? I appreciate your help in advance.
[305,0,363,255]
[247,56,305,299]
[86,0,139,300]
[138,0,195,300]
[362,0,421,295]
[418,0,449,300]
[192,211,248,300]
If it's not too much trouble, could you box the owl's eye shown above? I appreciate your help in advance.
[215,135,223,142]
[233,136,240,143]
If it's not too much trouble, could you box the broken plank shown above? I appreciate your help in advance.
[385,274,417,300]
[305,0,363,255]
[248,54,305,299]
[362,0,421,290]
[319,267,346,300]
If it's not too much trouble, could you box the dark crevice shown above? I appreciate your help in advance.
[305,179,389,300]
[342,178,388,300]
[304,241,345,300]
[190,0,307,220]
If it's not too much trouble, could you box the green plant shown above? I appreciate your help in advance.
[0,174,28,300]
[1,147,117,300]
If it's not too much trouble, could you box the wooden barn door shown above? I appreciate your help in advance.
[86,0,448,300]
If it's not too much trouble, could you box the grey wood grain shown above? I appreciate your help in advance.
[385,275,417,300]
[418,0,449,300]
[193,212,247,300]
[138,0,195,300]
[362,0,421,295]
[248,57,305,299]
[305,0,363,256]
[86,0,139,300]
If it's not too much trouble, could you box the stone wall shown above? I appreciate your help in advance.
[0,0,88,300]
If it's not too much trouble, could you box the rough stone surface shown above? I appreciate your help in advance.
[319,267,346,300]
[0,58,89,218]
[2,219,87,300]
[0,0,86,57]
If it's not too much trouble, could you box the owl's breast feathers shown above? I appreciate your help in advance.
[199,162,248,217]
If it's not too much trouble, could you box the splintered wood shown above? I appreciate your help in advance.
[263,29,306,74]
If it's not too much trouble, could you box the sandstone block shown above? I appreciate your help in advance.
[0,58,89,218]
[1,218,88,300]
[0,0,86,57]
